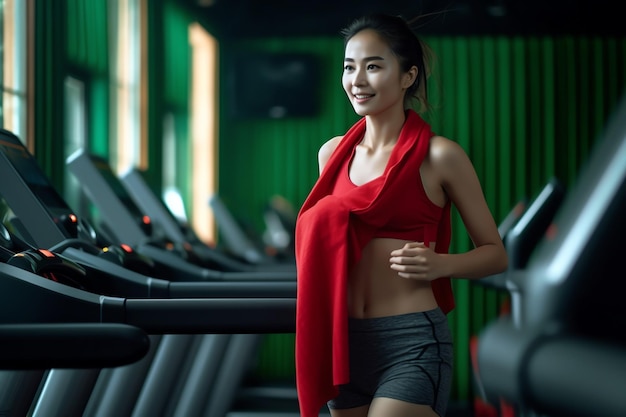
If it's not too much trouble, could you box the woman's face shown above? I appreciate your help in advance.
[342,29,413,117]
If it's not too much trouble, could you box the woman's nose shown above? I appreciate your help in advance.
[352,70,367,86]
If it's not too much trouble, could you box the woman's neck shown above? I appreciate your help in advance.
[362,108,408,149]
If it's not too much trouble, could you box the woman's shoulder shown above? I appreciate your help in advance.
[318,136,344,173]
[428,135,469,166]
[319,135,343,155]
[428,135,475,184]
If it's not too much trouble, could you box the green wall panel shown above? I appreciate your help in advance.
[33,0,67,187]
[34,0,109,190]
[218,34,626,401]
[143,0,165,188]
[160,1,193,208]
[65,0,109,159]
[163,1,191,109]
[66,0,108,73]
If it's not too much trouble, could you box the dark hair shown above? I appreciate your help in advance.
[341,14,431,112]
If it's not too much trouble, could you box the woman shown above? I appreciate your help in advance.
[294,14,508,417]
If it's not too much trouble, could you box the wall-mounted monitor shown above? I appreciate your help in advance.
[229,52,320,119]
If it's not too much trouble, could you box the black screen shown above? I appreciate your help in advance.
[230,52,320,119]
[90,156,147,220]
[0,133,74,223]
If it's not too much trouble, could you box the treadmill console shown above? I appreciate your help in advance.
[0,130,78,247]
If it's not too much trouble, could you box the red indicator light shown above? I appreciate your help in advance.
[545,223,558,240]
[120,243,134,253]
[38,249,55,258]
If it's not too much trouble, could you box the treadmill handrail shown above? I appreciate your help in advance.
[0,323,150,369]
[62,247,297,299]
[1,263,295,334]
[478,318,626,417]
[525,335,626,417]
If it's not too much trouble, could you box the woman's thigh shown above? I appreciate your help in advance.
[368,397,440,417]
[328,398,439,417]
[328,404,369,417]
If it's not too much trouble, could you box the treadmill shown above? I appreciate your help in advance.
[66,149,295,281]
[478,96,626,417]
[120,167,295,273]
[0,131,297,301]
[207,192,285,267]
[0,258,295,416]
[470,179,565,414]
[0,130,296,416]
[501,178,565,327]
[0,265,150,417]
[0,321,149,370]
[64,149,298,415]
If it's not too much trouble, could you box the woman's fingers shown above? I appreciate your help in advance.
[390,241,426,257]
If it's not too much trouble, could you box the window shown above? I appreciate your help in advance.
[189,23,218,243]
[1,0,28,144]
[110,0,142,173]
[64,76,87,212]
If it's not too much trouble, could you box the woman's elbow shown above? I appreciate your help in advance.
[496,246,509,273]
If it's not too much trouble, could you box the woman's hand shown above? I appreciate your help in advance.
[389,242,447,281]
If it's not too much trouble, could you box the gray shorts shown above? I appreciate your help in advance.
[327,308,453,417]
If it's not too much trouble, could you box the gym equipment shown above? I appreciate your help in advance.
[469,198,527,417]
[0,130,296,296]
[473,198,527,290]
[0,262,294,334]
[120,167,294,273]
[0,322,149,369]
[0,320,150,417]
[208,193,274,265]
[503,177,565,327]
[478,96,626,417]
[208,193,297,265]
[470,179,565,417]
[261,195,297,260]
[66,149,296,281]
[0,129,296,417]
[0,258,294,416]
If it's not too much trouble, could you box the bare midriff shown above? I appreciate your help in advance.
[347,238,438,318]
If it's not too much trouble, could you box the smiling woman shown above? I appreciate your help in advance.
[294,13,508,417]
[341,23,429,116]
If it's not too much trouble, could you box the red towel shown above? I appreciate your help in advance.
[295,110,454,417]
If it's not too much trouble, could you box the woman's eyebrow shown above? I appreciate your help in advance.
[343,56,385,62]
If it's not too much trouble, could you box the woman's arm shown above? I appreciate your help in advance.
[317,136,343,175]
[390,136,508,280]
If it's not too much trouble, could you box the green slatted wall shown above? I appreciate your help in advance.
[66,0,110,159]
[161,1,192,202]
[219,35,626,401]
[34,0,109,189]
[33,0,67,186]
[66,0,109,74]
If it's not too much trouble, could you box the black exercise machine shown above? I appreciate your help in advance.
[0,130,296,297]
[120,166,295,273]
[470,178,565,416]
[66,150,295,280]
[478,96,626,417]
[0,130,296,417]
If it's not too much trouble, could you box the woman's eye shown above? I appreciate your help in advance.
[344,65,354,71]
[367,64,379,70]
